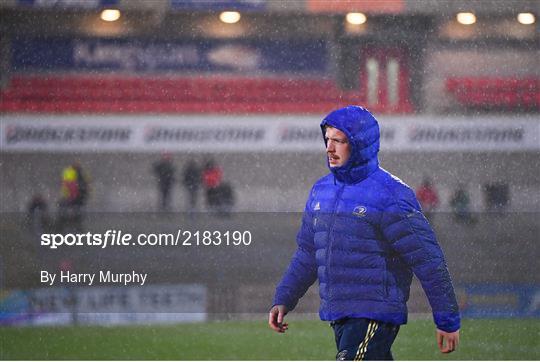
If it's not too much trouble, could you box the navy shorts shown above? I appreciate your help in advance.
[331,318,400,361]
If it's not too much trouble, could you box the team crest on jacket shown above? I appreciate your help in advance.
[353,205,367,217]
[314,202,321,211]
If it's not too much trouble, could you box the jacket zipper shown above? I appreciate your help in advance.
[326,182,345,316]
[384,265,389,298]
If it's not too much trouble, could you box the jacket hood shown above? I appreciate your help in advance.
[320,105,380,184]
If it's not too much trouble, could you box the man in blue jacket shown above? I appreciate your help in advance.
[269,106,460,360]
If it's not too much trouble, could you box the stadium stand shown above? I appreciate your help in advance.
[446,77,540,109]
[0,75,413,114]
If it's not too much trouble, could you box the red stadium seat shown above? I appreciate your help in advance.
[0,74,416,114]
[446,77,540,109]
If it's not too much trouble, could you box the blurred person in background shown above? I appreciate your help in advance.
[71,161,89,209]
[182,160,202,214]
[215,181,236,217]
[202,158,223,212]
[269,106,460,360]
[58,162,89,231]
[153,152,176,211]
[416,177,439,223]
[450,184,475,225]
[483,183,510,214]
[26,193,50,237]
[60,164,79,206]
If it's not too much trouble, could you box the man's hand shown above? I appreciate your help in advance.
[268,305,289,333]
[436,329,460,353]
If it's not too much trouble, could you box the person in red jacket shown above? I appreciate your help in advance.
[202,158,223,212]
[416,177,439,223]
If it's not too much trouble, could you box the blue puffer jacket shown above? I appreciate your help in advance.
[273,106,460,333]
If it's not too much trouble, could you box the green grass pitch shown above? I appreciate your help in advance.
[1,319,539,360]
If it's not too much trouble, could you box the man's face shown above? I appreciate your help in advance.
[325,127,350,168]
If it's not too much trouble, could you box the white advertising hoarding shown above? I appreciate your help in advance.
[1,114,538,152]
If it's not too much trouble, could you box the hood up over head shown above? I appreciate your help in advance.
[320,105,380,184]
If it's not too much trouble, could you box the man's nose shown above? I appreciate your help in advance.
[326,141,334,152]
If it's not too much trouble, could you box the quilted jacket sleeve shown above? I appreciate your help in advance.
[381,186,461,332]
[272,193,318,311]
